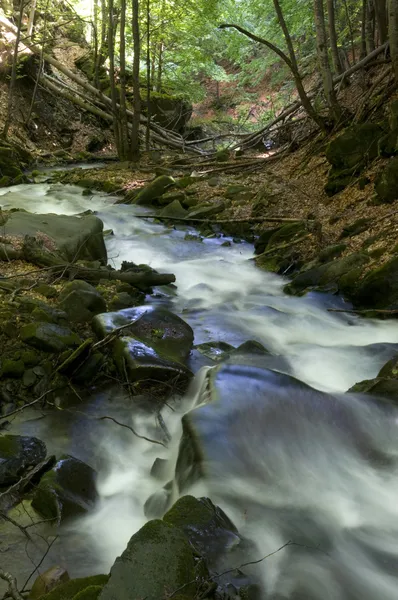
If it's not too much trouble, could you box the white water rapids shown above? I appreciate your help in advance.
[1,180,398,599]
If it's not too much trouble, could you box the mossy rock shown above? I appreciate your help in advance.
[31,455,98,523]
[318,243,347,263]
[287,253,370,295]
[0,358,24,378]
[325,123,384,170]
[354,256,398,308]
[29,566,70,600]
[378,129,398,157]
[157,192,186,206]
[20,322,81,353]
[159,199,187,218]
[254,226,282,254]
[266,221,306,249]
[175,176,198,189]
[374,157,398,203]
[41,576,109,600]
[187,202,225,219]
[324,165,357,196]
[340,218,371,238]
[99,520,198,600]
[59,280,107,323]
[72,586,103,600]
[130,175,175,206]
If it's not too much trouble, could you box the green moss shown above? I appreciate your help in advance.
[41,576,109,600]
[0,358,24,378]
[72,586,103,600]
[164,495,214,528]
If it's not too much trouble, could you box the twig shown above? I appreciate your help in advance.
[0,389,55,421]
[98,416,167,447]
[91,320,138,350]
[250,234,310,261]
[0,570,24,600]
[0,513,33,541]
[20,536,58,593]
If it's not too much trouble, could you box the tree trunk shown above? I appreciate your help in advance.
[389,0,398,81]
[27,0,37,38]
[327,0,343,73]
[131,0,141,159]
[366,0,376,52]
[361,0,368,58]
[108,0,121,155]
[313,0,341,121]
[119,0,130,158]
[156,42,163,92]
[342,0,356,62]
[26,0,50,125]
[145,0,151,151]
[219,22,326,131]
[374,0,388,43]
[2,0,24,138]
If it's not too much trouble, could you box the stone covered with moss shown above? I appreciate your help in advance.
[99,520,198,600]
[40,575,109,600]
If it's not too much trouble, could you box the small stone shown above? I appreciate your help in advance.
[29,566,70,600]
[22,369,37,388]
[20,322,81,352]
[0,359,24,378]
[35,284,58,299]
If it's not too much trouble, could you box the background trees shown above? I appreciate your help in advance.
[0,0,396,153]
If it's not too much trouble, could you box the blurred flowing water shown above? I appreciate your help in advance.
[1,181,398,598]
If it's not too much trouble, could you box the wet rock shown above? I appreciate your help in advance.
[31,305,68,325]
[31,455,98,522]
[99,520,199,600]
[129,175,175,205]
[234,340,269,355]
[144,480,173,518]
[159,199,187,218]
[93,306,194,362]
[348,354,398,400]
[29,566,70,600]
[354,256,398,309]
[374,157,398,203]
[150,457,169,479]
[2,211,107,264]
[39,575,109,600]
[0,435,46,486]
[59,280,107,323]
[163,495,240,565]
[20,322,81,352]
[266,221,306,248]
[113,338,193,386]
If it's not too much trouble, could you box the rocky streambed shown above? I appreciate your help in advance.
[0,174,398,600]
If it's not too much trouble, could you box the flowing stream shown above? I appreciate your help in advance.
[1,180,398,598]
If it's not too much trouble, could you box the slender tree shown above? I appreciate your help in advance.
[131,0,141,159]
[389,0,398,81]
[108,0,121,154]
[374,0,388,43]
[3,0,25,138]
[327,0,343,73]
[313,0,341,122]
[366,0,376,51]
[145,0,151,151]
[119,0,130,158]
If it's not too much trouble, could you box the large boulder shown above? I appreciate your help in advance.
[1,211,107,264]
[142,92,192,133]
[0,435,46,486]
[39,575,109,600]
[325,123,384,196]
[93,306,194,362]
[99,520,199,600]
[31,455,98,523]
[92,307,194,386]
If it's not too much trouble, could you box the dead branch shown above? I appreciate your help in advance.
[327,308,398,315]
[0,570,24,600]
[98,416,167,447]
[133,215,304,224]
[0,389,55,421]
[251,234,311,261]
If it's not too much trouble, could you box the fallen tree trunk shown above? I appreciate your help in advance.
[0,236,176,287]
[134,215,305,224]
